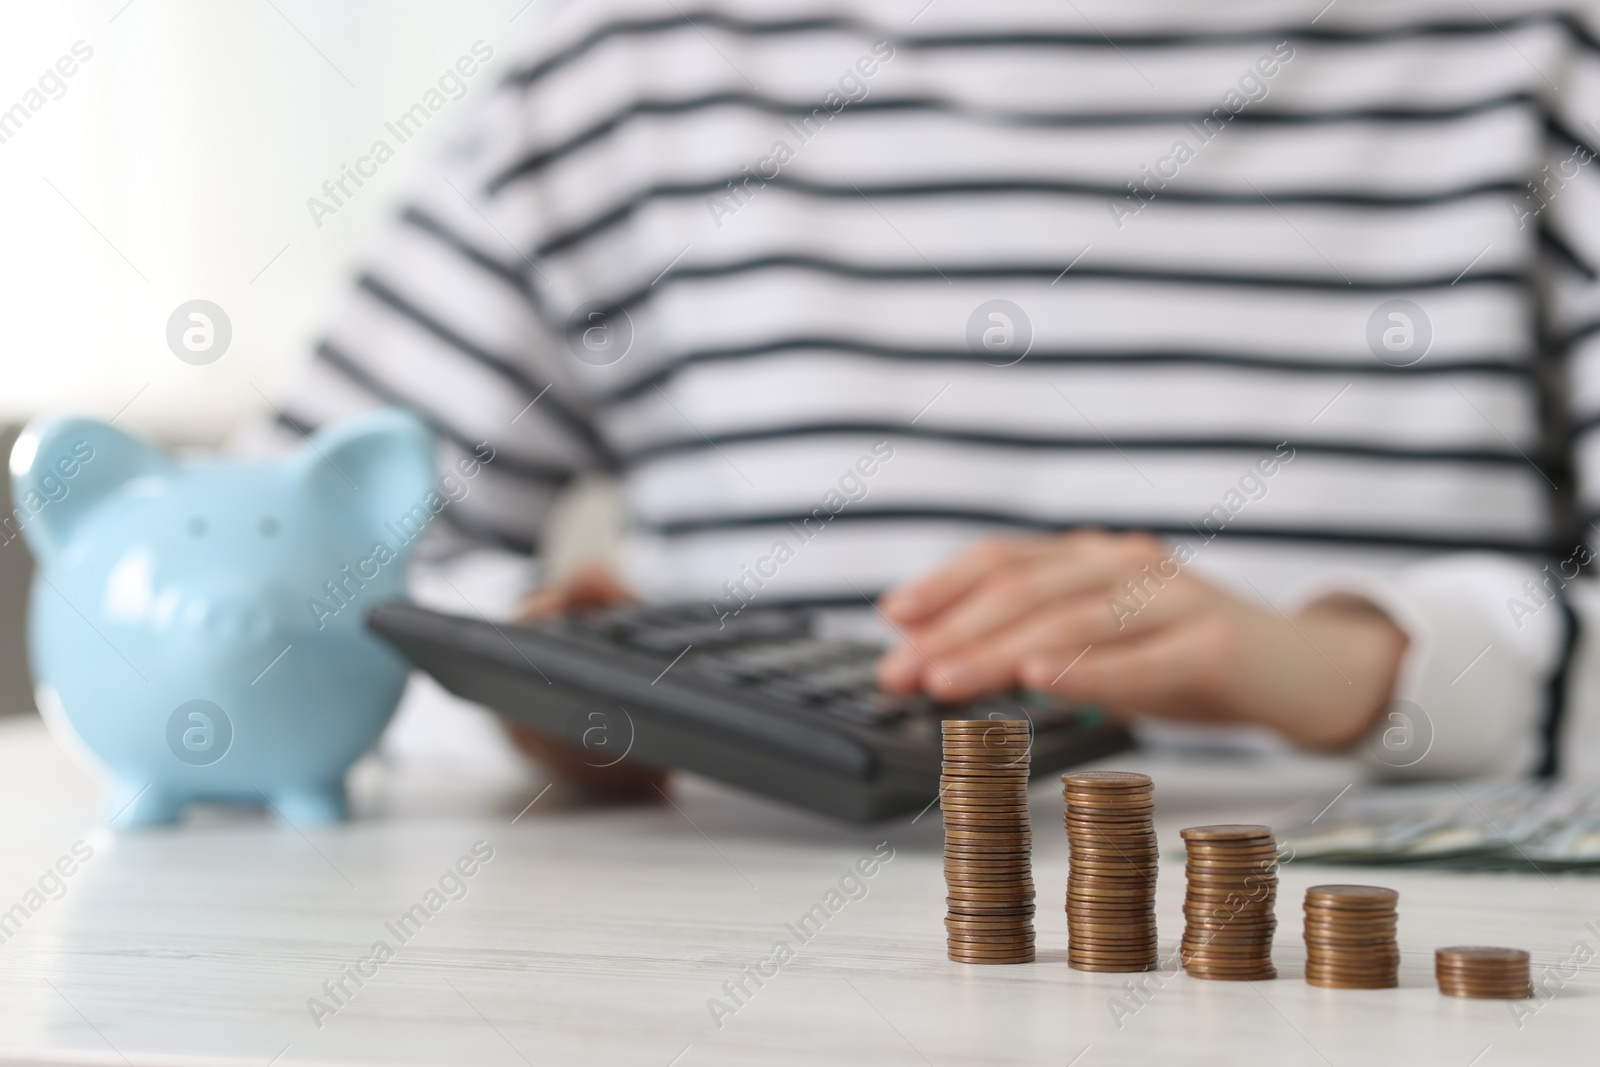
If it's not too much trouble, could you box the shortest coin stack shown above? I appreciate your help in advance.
[1180,824,1279,981]
[941,719,1035,965]
[1436,947,1533,999]
[1303,885,1400,989]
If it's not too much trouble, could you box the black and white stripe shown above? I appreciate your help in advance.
[283,0,1600,611]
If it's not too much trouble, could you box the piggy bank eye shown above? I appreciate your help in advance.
[187,517,206,537]
[259,517,279,537]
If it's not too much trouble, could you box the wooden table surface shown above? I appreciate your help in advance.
[0,715,1592,1067]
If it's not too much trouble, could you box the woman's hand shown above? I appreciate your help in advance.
[874,531,1407,750]
[515,561,634,621]
[506,562,669,802]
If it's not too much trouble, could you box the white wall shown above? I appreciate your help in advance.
[0,0,545,445]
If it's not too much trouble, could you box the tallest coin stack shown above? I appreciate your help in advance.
[940,719,1035,964]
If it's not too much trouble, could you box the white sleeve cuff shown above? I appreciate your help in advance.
[1286,553,1567,780]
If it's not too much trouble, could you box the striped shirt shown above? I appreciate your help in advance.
[278,0,1600,778]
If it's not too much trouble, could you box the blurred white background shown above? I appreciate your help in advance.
[0,0,614,720]
[0,0,548,446]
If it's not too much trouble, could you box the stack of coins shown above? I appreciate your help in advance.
[1180,824,1279,980]
[1436,946,1533,999]
[1303,885,1400,988]
[1063,771,1158,972]
[940,719,1035,964]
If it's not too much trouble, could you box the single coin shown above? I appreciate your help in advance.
[1305,962,1401,978]
[941,798,1029,810]
[1302,913,1399,931]
[1184,953,1279,965]
[1185,912,1278,926]
[1183,944,1275,959]
[1183,840,1280,854]
[1062,793,1152,809]
[1067,884,1159,899]
[1187,968,1279,982]
[941,796,1028,805]
[1305,885,1398,907]
[1306,976,1397,989]
[1069,929,1160,942]
[1304,938,1399,952]
[1183,939,1276,953]
[949,954,1037,964]
[940,783,1029,795]
[947,882,1037,896]
[1185,884,1277,899]
[1435,946,1529,966]
[943,838,1034,850]
[946,870,1033,881]
[945,933,1037,946]
[945,914,1036,927]
[1181,824,1274,841]
[1062,769,1152,785]
[945,928,1037,940]
[944,814,1031,825]
[1434,964,1530,977]
[945,931,1037,945]
[947,938,1038,950]
[1303,924,1399,940]
[1069,843,1161,857]
[1185,857,1280,870]
[1183,919,1278,935]
[1182,925,1276,941]
[949,911,1037,923]
[941,770,1029,781]
[1069,870,1159,884]
[1066,817,1158,830]
[1062,797,1155,812]
[1187,876,1278,889]
[1185,849,1281,862]
[942,725,1031,739]
[1069,953,1160,967]
[949,873,1036,884]
[1068,907,1159,921]
[1068,876,1158,890]
[1306,970,1400,985]
[1183,847,1281,863]
[1065,832,1161,847]
[1305,960,1402,976]
[1064,806,1156,818]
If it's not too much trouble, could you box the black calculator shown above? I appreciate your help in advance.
[367,600,1132,822]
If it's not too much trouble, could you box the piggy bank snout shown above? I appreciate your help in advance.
[181,592,276,644]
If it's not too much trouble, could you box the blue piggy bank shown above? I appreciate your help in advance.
[9,408,435,826]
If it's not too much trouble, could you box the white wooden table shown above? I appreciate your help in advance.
[0,715,1592,1067]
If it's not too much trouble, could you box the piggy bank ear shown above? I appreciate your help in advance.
[8,417,171,563]
[292,408,436,538]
